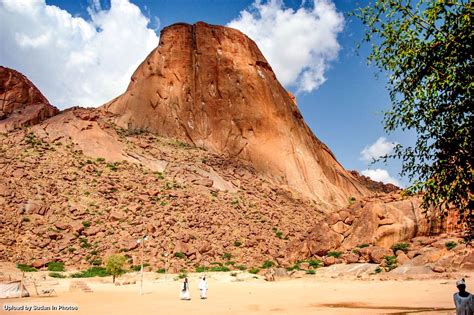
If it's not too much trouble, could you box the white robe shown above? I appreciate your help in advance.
[454,293,474,315]
[199,279,208,299]
[180,282,190,300]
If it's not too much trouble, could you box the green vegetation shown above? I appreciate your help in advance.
[383,255,398,271]
[355,1,473,239]
[21,217,30,223]
[374,267,383,274]
[233,241,242,247]
[70,267,110,278]
[261,260,275,269]
[357,243,369,248]
[82,221,91,228]
[154,171,165,180]
[222,253,232,260]
[96,157,105,163]
[79,237,91,249]
[209,266,230,272]
[308,259,322,268]
[106,162,119,171]
[286,262,301,271]
[156,268,166,274]
[327,251,342,258]
[174,252,186,259]
[177,273,188,279]
[195,266,208,273]
[445,241,458,250]
[224,261,235,266]
[391,243,410,253]
[348,196,356,204]
[248,267,260,274]
[47,262,65,272]
[16,264,37,272]
[306,269,316,275]
[105,255,126,283]
[235,265,246,271]
[130,263,150,272]
[49,272,66,278]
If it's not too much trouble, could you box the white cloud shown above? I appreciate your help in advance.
[227,0,344,93]
[360,137,397,162]
[0,0,159,109]
[361,169,400,187]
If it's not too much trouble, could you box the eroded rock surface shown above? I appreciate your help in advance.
[0,66,58,132]
[102,22,371,210]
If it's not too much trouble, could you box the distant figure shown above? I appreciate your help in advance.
[180,278,190,300]
[199,276,208,299]
[454,278,474,315]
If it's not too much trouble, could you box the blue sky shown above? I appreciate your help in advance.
[0,0,416,186]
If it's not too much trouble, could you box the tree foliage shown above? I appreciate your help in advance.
[355,1,473,238]
[105,254,126,283]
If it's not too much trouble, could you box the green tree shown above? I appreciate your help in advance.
[105,254,126,283]
[355,1,473,239]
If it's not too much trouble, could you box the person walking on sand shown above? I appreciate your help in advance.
[199,276,208,299]
[454,278,474,315]
[180,277,191,300]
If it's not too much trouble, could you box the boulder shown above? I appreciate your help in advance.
[369,247,394,264]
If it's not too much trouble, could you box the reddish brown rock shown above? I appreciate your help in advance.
[0,66,59,132]
[369,247,394,264]
[101,22,371,210]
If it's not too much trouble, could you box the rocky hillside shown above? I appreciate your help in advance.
[0,66,58,133]
[102,22,371,210]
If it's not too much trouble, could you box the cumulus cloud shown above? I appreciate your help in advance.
[360,137,397,162]
[361,169,400,187]
[227,0,344,93]
[0,0,159,108]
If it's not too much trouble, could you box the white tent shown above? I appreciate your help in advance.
[0,281,29,298]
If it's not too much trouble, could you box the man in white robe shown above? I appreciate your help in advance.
[454,278,474,315]
[180,278,190,300]
[199,276,208,299]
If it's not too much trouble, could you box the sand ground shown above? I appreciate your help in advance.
[1,271,467,315]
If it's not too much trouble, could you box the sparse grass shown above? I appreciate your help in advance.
[154,171,165,179]
[209,266,230,272]
[21,217,30,223]
[106,162,119,171]
[49,272,66,278]
[195,266,208,273]
[445,241,457,250]
[327,251,342,258]
[222,252,232,260]
[130,264,149,272]
[224,261,235,266]
[156,268,166,274]
[391,242,409,253]
[70,267,110,278]
[248,267,260,274]
[308,259,322,268]
[234,241,242,247]
[16,264,37,272]
[68,247,76,253]
[96,157,105,163]
[374,267,383,274]
[47,262,65,272]
[261,260,274,269]
[275,231,283,239]
[383,255,398,271]
[348,196,356,204]
[236,265,246,271]
[306,269,316,275]
[82,221,91,228]
[357,243,370,248]
[174,252,186,259]
[177,273,188,279]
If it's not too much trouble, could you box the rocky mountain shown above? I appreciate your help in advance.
[0,23,468,275]
[101,22,371,211]
[0,66,58,133]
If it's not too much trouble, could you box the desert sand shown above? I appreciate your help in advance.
[2,270,469,315]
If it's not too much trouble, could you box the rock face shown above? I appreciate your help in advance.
[0,66,59,132]
[102,22,370,210]
[286,193,434,260]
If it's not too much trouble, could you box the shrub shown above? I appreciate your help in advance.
[230,272,238,277]
[209,266,230,272]
[177,273,187,279]
[374,267,383,274]
[236,265,246,271]
[224,261,235,266]
[70,267,109,278]
[308,260,322,268]
[16,264,37,272]
[195,266,208,273]
[96,157,105,162]
[391,243,409,253]
[21,217,30,223]
[49,272,66,278]
[275,231,283,239]
[445,241,457,250]
[222,252,232,260]
[156,268,166,274]
[234,241,242,247]
[306,269,316,275]
[327,251,342,258]
[248,267,260,274]
[174,252,186,259]
[82,221,91,228]
[383,255,398,271]
[105,254,126,283]
[47,262,65,272]
[357,243,370,248]
[261,260,274,269]
[91,259,102,266]
[68,247,76,253]
[286,263,301,271]
[348,196,356,204]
